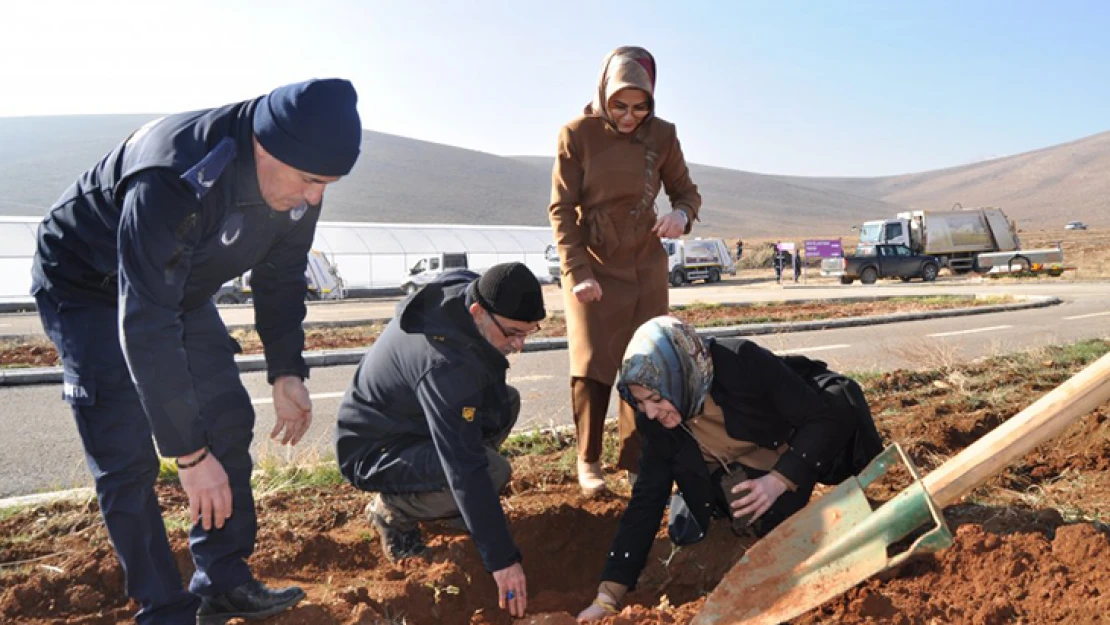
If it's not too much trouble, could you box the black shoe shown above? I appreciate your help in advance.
[196,580,305,625]
[366,499,428,562]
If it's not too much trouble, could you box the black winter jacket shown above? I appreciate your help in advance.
[601,337,862,587]
[335,272,520,572]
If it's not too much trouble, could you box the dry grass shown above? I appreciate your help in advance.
[893,336,966,374]
[993,469,1110,524]
[1022,229,1110,278]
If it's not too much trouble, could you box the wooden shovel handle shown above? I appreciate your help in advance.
[922,351,1110,508]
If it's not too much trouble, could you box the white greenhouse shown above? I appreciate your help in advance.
[0,216,555,306]
[0,217,38,307]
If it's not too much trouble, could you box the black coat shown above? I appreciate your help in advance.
[601,337,861,587]
[335,272,520,573]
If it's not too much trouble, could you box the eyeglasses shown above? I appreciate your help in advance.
[609,102,651,118]
[488,313,540,340]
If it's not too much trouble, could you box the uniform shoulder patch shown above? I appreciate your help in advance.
[462,406,477,422]
[181,137,237,199]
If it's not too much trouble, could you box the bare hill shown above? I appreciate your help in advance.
[776,130,1110,232]
[0,116,552,226]
[0,115,158,214]
[1,115,1105,238]
[512,156,899,237]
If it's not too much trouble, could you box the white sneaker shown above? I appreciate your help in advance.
[577,460,608,496]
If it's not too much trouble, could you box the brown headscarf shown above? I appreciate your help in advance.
[585,46,657,127]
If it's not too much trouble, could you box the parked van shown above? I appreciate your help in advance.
[400,253,469,295]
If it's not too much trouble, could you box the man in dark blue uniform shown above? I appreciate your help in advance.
[335,263,545,619]
[31,78,362,625]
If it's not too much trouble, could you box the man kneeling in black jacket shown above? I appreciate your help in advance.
[335,263,544,619]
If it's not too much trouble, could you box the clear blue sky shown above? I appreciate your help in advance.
[2,0,1107,176]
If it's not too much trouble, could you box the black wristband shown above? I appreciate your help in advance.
[175,447,209,470]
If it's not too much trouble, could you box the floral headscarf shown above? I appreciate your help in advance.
[617,316,713,421]
[584,46,657,128]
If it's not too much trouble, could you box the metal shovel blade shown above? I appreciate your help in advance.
[692,444,952,625]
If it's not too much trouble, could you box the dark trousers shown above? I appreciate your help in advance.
[347,387,520,525]
[667,463,816,545]
[36,291,257,625]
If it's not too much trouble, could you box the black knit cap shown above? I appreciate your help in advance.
[468,262,546,323]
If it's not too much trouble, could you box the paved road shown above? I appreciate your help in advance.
[0,273,1086,336]
[2,280,1107,496]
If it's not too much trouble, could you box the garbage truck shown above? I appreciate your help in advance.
[214,249,346,304]
[854,206,1061,273]
[663,238,736,286]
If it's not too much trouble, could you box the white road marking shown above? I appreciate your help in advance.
[777,344,851,355]
[927,325,1012,338]
[251,391,345,406]
[1063,311,1110,321]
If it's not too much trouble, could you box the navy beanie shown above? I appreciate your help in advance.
[253,78,362,176]
[468,262,546,323]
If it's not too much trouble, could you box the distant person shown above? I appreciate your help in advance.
[793,249,802,282]
[548,46,702,495]
[31,79,362,625]
[335,263,545,619]
[576,316,882,621]
[773,242,789,283]
[735,239,744,262]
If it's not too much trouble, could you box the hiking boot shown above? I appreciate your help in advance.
[195,579,304,625]
[365,496,428,562]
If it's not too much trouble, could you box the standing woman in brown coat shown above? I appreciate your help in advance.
[548,46,702,495]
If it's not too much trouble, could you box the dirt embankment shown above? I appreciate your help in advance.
[2,342,1108,624]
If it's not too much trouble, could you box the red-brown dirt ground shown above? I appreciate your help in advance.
[2,342,1109,624]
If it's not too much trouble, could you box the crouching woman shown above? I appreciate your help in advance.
[577,316,882,621]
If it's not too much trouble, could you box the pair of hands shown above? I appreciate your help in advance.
[571,210,688,304]
[177,375,313,530]
[493,562,528,617]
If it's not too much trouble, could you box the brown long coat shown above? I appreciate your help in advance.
[548,115,701,383]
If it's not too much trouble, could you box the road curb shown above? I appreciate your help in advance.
[0,295,1062,387]
[0,487,96,511]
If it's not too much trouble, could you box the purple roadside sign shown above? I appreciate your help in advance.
[804,239,843,258]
